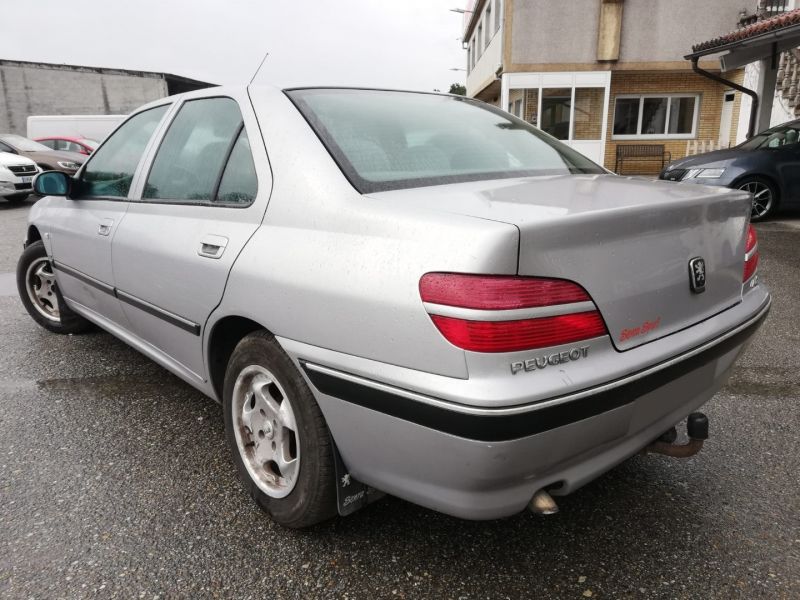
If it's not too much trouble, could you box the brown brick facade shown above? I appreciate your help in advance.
[604,70,744,173]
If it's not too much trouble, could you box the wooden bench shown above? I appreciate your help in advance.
[614,144,672,174]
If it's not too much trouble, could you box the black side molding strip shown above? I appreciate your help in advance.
[53,261,115,296]
[303,307,769,442]
[53,261,201,336]
[116,290,201,336]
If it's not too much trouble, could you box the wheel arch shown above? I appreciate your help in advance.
[25,225,42,247]
[207,315,272,402]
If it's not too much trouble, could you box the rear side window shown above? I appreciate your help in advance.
[77,105,168,199]
[287,88,604,193]
[143,97,257,205]
[216,129,258,204]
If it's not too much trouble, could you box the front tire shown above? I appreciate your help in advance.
[5,193,29,204]
[736,176,778,221]
[16,241,91,334]
[223,331,337,528]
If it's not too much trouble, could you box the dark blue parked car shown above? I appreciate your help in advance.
[660,119,800,221]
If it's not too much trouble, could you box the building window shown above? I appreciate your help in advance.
[471,38,476,68]
[613,95,699,139]
[485,4,492,50]
[477,23,483,59]
[467,46,471,73]
[495,0,501,32]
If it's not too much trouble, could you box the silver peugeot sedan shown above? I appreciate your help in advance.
[17,85,770,528]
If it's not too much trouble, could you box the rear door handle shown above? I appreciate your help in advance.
[198,234,228,259]
[98,218,114,236]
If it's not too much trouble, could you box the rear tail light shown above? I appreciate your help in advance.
[743,224,759,283]
[419,273,608,353]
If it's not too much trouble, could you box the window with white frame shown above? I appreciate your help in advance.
[612,94,699,139]
[471,38,476,69]
[477,23,483,58]
[495,0,501,32]
[485,3,492,50]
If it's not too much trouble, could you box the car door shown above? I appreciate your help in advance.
[111,91,271,381]
[772,125,800,202]
[47,104,171,327]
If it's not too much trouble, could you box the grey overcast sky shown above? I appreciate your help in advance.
[0,0,468,91]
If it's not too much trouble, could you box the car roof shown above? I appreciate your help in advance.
[133,84,460,110]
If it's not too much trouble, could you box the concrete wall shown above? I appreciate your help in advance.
[0,63,168,135]
[509,0,742,68]
[511,0,599,65]
[619,1,740,63]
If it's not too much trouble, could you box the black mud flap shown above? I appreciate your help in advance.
[331,437,384,516]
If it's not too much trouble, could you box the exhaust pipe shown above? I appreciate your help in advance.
[645,412,709,458]
[529,489,559,515]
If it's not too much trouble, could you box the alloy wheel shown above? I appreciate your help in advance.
[231,365,300,498]
[25,258,61,322]
[738,181,773,220]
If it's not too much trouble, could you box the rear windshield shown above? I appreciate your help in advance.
[286,88,605,193]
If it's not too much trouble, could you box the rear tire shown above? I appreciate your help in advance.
[736,176,778,221]
[16,241,91,334]
[223,331,337,528]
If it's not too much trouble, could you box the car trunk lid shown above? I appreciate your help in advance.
[368,174,751,350]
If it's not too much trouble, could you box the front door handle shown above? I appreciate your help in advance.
[98,218,114,236]
[198,234,229,259]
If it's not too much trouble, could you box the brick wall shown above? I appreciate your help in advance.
[523,89,538,124]
[574,87,604,140]
[604,69,744,173]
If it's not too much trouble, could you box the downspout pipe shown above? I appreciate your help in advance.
[691,57,760,138]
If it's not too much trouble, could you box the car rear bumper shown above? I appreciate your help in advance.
[282,289,770,520]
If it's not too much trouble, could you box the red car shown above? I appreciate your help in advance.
[34,136,99,155]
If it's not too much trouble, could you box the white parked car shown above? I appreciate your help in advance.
[0,152,39,203]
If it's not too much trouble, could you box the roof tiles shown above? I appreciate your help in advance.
[692,8,800,53]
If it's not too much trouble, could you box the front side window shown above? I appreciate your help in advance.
[39,140,56,150]
[287,88,605,194]
[613,95,698,138]
[77,105,168,199]
[144,97,256,205]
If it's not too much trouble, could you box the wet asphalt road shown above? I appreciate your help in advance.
[0,198,798,599]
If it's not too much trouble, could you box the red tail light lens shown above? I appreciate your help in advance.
[430,312,606,353]
[743,224,759,283]
[420,273,608,353]
[419,273,590,309]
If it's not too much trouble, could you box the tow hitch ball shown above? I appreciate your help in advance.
[645,412,709,458]
[529,413,710,516]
